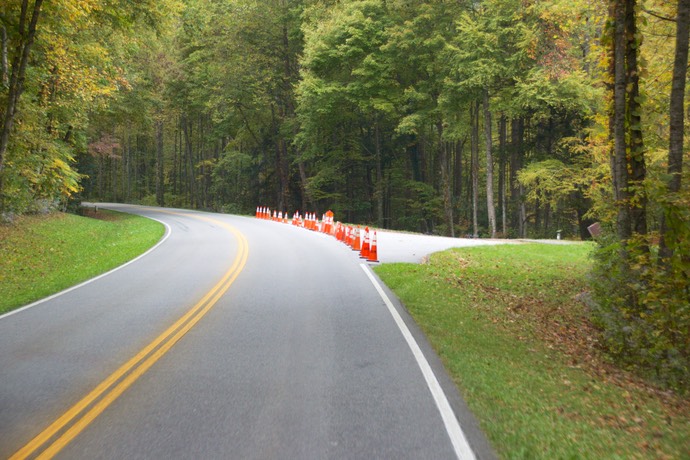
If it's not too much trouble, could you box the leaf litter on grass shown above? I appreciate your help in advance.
[382,244,690,459]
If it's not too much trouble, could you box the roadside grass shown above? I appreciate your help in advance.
[0,209,164,314]
[375,244,690,460]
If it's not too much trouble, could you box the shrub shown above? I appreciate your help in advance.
[589,235,690,392]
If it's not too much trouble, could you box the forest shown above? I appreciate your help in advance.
[1,0,688,389]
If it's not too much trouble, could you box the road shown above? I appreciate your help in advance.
[0,204,495,459]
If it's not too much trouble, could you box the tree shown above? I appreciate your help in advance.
[658,0,690,263]
[297,0,398,224]
[587,0,690,390]
[1,0,173,213]
[0,0,44,208]
[608,0,647,245]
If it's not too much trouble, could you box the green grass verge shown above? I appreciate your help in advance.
[375,244,689,460]
[0,210,165,314]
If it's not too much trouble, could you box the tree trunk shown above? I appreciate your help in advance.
[270,104,289,211]
[519,184,527,238]
[98,153,104,200]
[498,114,507,236]
[375,121,384,228]
[0,0,44,206]
[471,100,480,238]
[437,122,454,237]
[156,120,165,207]
[184,117,196,208]
[297,160,309,212]
[659,0,690,262]
[510,117,525,237]
[454,138,465,202]
[625,0,647,240]
[1,25,8,88]
[121,132,128,201]
[134,135,140,200]
[609,0,647,246]
[483,91,496,238]
[172,121,178,197]
[612,0,631,242]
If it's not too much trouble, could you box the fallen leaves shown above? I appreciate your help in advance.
[438,251,690,430]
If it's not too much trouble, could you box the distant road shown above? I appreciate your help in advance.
[0,204,494,459]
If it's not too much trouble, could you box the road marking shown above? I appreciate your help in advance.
[360,264,476,460]
[0,216,172,321]
[11,212,248,460]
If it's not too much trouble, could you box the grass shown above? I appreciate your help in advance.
[375,244,690,460]
[0,209,165,314]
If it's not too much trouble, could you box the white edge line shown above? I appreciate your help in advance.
[0,216,172,321]
[360,263,476,460]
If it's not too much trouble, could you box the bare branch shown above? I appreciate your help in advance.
[641,7,675,22]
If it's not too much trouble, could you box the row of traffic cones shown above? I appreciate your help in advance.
[255,206,378,262]
[255,206,289,223]
[335,224,379,263]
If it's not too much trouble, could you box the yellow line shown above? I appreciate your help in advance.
[11,213,248,460]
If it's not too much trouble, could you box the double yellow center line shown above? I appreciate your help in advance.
[11,213,248,459]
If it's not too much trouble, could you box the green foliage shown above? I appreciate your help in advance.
[0,0,179,213]
[395,180,443,232]
[1,103,83,213]
[518,159,581,209]
[584,0,690,394]
[510,69,601,120]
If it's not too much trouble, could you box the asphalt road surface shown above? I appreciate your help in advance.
[0,204,495,459]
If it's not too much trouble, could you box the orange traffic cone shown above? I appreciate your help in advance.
[344,226,351,245]
[325,210,334,234]
[353,226,361,251]
[367,231,379,262]
[360,227,370,259]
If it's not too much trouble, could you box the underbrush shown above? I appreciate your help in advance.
[589,235,689,393]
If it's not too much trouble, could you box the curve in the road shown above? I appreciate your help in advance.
[10,211,248,460]
[3,205,498,460]
[0,217,172,322]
